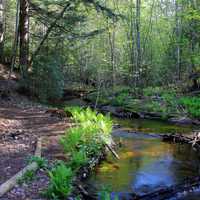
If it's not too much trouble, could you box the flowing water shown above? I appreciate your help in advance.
[88,118,200,200]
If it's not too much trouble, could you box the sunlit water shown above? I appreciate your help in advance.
[88,118,200,200]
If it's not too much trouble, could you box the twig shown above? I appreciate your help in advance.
[105,143,120,159]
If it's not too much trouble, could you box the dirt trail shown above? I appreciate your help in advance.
[0,103,71,183]
[0,64,72,199]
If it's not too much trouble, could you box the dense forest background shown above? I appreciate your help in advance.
[0,0,200,105]
[0,1,200,199]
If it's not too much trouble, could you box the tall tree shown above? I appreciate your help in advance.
[0,0,4,63]
[175,0,182,80]
[135,0,141,87]
[19,0,29,78]
[108,19,116,87]
[9,0,20,79]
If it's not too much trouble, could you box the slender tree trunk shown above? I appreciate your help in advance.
[108,20,116,87]
[9,0,20,80]
[0,0,4,63]
[19,0,29,79]
[190,0,196,72]
[127,0,136,84]
[175,0,182,81]
[130,18,135,75]
[135,0,141,88]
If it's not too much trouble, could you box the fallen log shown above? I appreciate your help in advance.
[131,176,200,200]
[161,132,200,153]
[0,138,42,197]
[161,133,192,143]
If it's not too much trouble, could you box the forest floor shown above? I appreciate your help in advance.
[0,65,72,199]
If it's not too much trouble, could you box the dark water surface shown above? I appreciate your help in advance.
[88,118,200,199]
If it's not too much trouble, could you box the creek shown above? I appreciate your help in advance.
[62,96,200,199]
[87,118,200,200]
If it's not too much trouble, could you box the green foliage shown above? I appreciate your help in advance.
[54,107,113,199]
[99,186,119,200]
[145,101,165,113]
[64,107,113,137]
[30,53,64,102]
[45,164,73,200]
[61,107,112,168]
[60,127,83,153]
[99,191,111,200]
[143,86,163,97]
[27,156,48,169]
[141,86,181,117]
[143,86,176,98]
[111,91,129,107]
[70,151,88,170]
[180,97,200,118]
[17,170,36,185]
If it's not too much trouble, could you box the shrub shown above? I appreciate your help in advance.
[143,86,176,99]
[29,53,64,102]
[143,86,162,97]
[180,97,200,118]
[111,91,129,106]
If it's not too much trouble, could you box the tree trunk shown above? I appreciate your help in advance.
[9,0,20,80]
[19,0,29,79]
[108,20,116,87]
[135,0,141,88]
[0,0,4,63]
[175,0,182,81]
[127,0,136,84]
[190,0,197,73]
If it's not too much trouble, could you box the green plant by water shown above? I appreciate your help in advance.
[45,107,113,199]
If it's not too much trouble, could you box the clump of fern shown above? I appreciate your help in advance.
[45,107,113,200]
[44,163,74,200]
[61,107,113,160]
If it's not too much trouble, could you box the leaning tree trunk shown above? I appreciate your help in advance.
[0,0,4,63]
[30,1,71,64]
[19,0,29,79]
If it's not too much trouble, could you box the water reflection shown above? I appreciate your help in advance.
[132,155,175,194]
[114,117,194,134]
[88,128,200,199]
